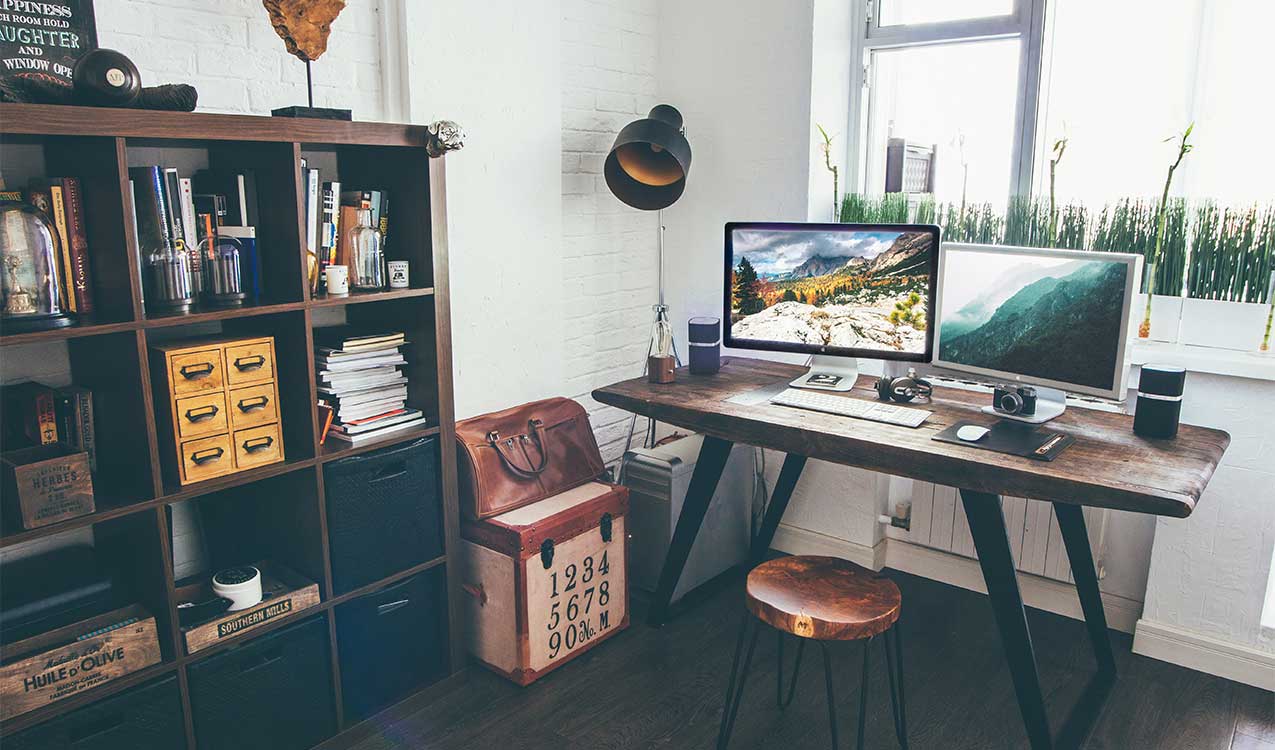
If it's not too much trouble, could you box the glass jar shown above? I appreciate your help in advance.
[0,201,73,331]
[350,208,385,291]
[200,235,246,306]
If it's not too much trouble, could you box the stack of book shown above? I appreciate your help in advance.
[300,158,390,295]
[315,328,425,445]
[1,382,98,472]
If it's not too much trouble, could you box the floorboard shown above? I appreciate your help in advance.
[352,569,1274,750]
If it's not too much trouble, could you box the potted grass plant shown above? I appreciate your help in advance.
[1093,198,1185,342]
[1180,204,1275,351]
[1137,125,1193,338]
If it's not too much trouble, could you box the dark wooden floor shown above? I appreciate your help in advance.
[352,570,1274,750]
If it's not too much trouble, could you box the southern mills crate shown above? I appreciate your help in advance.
[458,481,629,686]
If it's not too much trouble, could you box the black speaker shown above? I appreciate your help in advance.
[1133,364,1186,439]
[323,437,444,594]
[688,316,720,375]
[7,676,186,750]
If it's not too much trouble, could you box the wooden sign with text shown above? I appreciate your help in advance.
[1,445,95,530]
[0,0,97,88]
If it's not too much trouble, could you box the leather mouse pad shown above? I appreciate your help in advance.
[932,420,1074,461]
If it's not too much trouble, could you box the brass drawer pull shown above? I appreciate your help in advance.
[233,355,266,372]
[237,396,269,412]
[242,436,274,453]
[185,404,220,422]
[179,362,215,379]
[190,447,225,465]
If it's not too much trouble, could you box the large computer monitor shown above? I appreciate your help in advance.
[724,222,940,390]
[933,243,1141,420]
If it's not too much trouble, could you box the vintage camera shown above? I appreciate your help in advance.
[993,384,1037,416]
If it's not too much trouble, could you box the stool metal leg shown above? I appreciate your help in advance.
[718,615,762,750]
[883,627,909,749]
[856,637,871,750]
[777,632,806,709]
[818,643,840,750]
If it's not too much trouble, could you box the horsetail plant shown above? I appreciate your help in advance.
[1139,123,1194,338]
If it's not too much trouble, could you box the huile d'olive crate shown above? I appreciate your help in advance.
[458,482,628,686]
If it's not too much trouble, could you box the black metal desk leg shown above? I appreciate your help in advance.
[1053,503,1116,674]
[960,490,1053,750]
[750,454,807,563]
[647,435,734,626]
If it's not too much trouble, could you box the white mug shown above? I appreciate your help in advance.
[388,260,409,289]
[325,264,349,295]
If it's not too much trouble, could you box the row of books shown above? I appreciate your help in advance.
[3,178,95,315]
[315,327,425,445]
[1,382,98,472]
[300,160,390,294]
[127,166,260,304]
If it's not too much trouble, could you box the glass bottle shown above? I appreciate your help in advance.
[350,209,385,291]
[200,235,246,306]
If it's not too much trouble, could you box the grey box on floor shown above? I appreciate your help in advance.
[623,435,753,603]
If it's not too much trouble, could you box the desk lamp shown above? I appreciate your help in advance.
[605,104,692,454]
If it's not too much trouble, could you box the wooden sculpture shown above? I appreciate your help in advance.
[263,0,352,119]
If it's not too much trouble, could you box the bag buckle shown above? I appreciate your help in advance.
[486,430,500,443]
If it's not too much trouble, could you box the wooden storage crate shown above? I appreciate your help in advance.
[0,444,94,530]
[0,604,161,721]
[175,560,320,654]
[458,482,628,685]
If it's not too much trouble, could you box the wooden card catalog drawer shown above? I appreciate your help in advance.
[229,383,279,429]
[233,423,282,470]
[176,392,229,438]
[225,340,274,385]
[169,348,224,395]
[180,433,234,483]
[152,336,285,486]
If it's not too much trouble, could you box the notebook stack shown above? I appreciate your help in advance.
[314,327,426,444]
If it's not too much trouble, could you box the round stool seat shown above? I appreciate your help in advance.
[746,555,901,641]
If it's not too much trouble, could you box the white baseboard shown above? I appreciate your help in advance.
[1132,619,1275,691]
[771,523,1142,634]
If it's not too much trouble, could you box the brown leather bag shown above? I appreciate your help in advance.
[456,397,606,520]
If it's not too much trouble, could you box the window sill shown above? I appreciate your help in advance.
[1130,340,1275,382]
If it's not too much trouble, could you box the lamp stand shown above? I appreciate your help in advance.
[618,211,682,479]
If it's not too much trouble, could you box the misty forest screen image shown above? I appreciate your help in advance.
[729,228,934,354]
[936,248,1130,391]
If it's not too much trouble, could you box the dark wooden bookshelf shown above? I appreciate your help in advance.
[0,104,462,748]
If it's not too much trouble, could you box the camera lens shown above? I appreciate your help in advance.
[999,392,1023,414]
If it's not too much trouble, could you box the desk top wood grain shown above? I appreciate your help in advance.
[593,358,1229,518]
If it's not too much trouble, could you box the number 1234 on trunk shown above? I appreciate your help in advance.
[458,482,629,685]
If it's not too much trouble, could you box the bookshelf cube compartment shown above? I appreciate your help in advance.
[0,134,139,326]
[125,139,306,317]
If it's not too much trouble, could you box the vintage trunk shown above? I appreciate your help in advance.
[458,481,629,686]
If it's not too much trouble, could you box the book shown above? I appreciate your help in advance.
[193,193,227,226]
[25,180,75,313]
[2,382,59,447]
[331,408,423,434]
[320,180,341,285]
[128,166,179,261]
[63,386,96,473]
[192,170,256,226]
[177,177,200,295]
[316,375,407,396]
[319,367,404,387]
[304,167,320,259]
[59,177,95,315]
[317,384,407,407]
[218,226,259,299]
[313,327,406,350]
[316,354,406,372]
[332,397,408,421]
[328,416,428,444]
[127,179,143,304]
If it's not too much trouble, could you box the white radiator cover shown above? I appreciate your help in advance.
[884,477,1108,584]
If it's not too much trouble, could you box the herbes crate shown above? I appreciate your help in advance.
[0,603,161,721]
[458,481,628,686]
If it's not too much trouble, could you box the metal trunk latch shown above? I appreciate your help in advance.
[600,513,613,543]
[540,539,554,569]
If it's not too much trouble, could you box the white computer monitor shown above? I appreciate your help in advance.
[932,243,1141,415]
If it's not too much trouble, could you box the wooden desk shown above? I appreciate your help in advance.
[593,357,1229,750]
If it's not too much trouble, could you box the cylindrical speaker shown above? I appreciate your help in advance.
[1133,364,1185,439]
[688,317,720,375]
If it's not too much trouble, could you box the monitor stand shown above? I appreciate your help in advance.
[982,385,1067,424]
[789,355,860,392]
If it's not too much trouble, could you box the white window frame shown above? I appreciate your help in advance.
[846,0,1049,201]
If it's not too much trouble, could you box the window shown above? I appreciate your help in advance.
[850,0,1275,213]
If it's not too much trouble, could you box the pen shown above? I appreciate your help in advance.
[1035,434,1065,456]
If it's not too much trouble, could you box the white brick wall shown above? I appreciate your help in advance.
[94,0,385,118]
[562,0,661,463]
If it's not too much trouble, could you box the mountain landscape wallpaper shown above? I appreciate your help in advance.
[936,249,1131,391]
[729,228,934,354]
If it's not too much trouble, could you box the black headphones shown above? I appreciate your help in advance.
[876,368,932,403]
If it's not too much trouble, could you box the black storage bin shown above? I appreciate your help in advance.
[187,616,335,750]
[6,675,186,750]
[335,567,449,721]
[324,437,443,594]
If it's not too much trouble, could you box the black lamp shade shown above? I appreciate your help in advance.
[604,104,692,210]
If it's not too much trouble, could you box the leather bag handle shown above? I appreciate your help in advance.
[488,418,548,479]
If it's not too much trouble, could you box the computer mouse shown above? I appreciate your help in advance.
[957,424,991,442]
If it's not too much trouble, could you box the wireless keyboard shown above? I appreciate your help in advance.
[770,388,931,428]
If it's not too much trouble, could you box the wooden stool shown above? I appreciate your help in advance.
[717,556,908,750]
